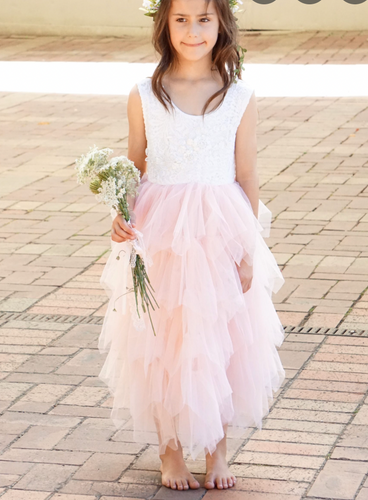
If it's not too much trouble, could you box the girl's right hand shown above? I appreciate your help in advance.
[111,213,136,243]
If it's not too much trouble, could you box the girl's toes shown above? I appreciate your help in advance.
[183,481,189,490]
[177,480,184,490]
[170,479,177,489]
[189,478,200,489]
[223,478,229,489]
[205,476,215,489]
[216,478,223,489]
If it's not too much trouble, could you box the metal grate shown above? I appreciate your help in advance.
[284,325,368,337]
[0,311,366,336]
[0,311,104,326]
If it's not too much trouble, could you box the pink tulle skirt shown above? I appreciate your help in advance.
[98,175,286,460]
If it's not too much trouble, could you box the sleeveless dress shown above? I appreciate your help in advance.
[98,76,286,461]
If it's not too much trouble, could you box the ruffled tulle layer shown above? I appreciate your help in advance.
[98,176,285,460]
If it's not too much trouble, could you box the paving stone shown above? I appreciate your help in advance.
[15,384,73,404]
[73,453,134,481]
[0,461,34,475]
[299,368,368,384]
[49,404,111,418]
[59,479,158,497]
[60,386,109,406]
[275,398,358,413]
[119,469,162,485]
[235,451,324,469]
[268,408,351,424]
[153,487,207,499]
[8,401,55,413]
[0,448,91,465]
[5,373,84,386]
[263,418,345,435]
[55,436,143,455]
[284,388,363,403]
[14,354,68,374]
[14,463,78,491]
[0,491,50,500]
[338,425,368,448]
[51,495,97,500]
[0,411,82,428]
[0,382,32,401]
[278,350,312,370]
[251,429,336,445]
[331,446,368,461]
[243,440,331,457]
[229,463,316,482]
[307,459,367,499]
[204,493,301,500]
[352,404,368,425]
[12,425,71,450]
[0,474,19,487]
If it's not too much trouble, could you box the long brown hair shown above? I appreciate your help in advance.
[150,0,242,117]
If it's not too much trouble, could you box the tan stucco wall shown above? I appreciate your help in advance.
[0,0,367,36]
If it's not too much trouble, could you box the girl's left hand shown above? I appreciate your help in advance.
[236,259,253,294]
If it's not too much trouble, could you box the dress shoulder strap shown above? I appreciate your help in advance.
[136,77,166,142]
[228,78,256,131]
[136,77,152,126]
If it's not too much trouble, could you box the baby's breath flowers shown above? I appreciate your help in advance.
[140,0,243,16]
[75,145,158,335]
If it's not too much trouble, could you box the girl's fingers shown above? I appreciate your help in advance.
[112,225,136,241]
[242,278,252,293]
[116,215,135,236]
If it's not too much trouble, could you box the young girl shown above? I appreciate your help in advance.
[98,0,285,491]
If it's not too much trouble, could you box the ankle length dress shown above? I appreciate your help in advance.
[98,76,286,461]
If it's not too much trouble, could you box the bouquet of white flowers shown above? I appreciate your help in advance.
[75,145,158,335]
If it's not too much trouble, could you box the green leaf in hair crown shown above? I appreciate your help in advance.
[140,0,243,17]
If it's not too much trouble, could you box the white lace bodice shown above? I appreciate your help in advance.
[137,77,255,185]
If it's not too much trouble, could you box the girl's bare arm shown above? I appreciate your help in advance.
[235,91,259,218]
[127,84,147,179]
[111,85,147,243]
[234,91,259,293]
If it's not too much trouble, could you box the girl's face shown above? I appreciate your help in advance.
[167,0,220,64]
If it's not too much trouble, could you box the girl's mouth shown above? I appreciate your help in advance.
[182,42,205,47]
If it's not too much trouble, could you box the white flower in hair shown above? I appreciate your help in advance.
[140,0,243,16]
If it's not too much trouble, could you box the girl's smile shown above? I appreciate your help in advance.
[182,41,205,46]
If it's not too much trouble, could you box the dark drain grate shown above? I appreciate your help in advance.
[284,325,368,337]
[0,312,366,336]
[0,311,104,326]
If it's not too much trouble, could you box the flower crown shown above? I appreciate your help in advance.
[140,0,243,17]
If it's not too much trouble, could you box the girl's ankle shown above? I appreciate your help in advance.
[206,449,227,462]
[159,445,185,463]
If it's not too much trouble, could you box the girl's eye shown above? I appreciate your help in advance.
[176,17,210,22]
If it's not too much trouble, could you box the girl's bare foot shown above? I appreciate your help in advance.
[159,441,200,490]
[205,428,236,490]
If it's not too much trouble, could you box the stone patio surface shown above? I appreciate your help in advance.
[0,30,367,499]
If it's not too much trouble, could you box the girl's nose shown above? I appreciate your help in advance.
[187,22,201,38]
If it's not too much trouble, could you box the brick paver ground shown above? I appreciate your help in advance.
[0,31,367,499]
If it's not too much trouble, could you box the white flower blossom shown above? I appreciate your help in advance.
[141,0,242,15]
[75,144,113,184]
[95,177,120,209]
[74,146,141,209]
